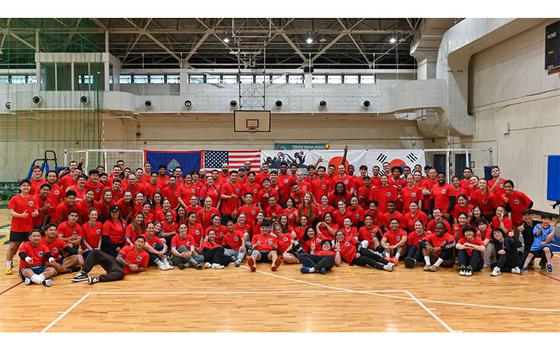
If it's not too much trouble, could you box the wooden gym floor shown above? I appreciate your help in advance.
[1,210,560,332]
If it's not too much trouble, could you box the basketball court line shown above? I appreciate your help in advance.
[404,290,454,332]
[41,292,91,333]
[0,280,23,296]
[538,271,560,282]
[243,266,560,313]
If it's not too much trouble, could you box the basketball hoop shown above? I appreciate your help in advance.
[247,126,258,134]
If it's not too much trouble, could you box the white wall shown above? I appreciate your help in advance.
[463,19,560,212]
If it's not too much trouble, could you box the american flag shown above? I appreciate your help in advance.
[204,150,262,171]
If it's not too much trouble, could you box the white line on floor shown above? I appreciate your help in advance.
[41,292,91,333]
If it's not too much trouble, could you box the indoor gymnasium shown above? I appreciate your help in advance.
[1,2,560,343]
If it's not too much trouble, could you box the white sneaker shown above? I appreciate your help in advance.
[490,267,501,277]
[24,277,31,286]
[383,264,393,272]
[203,262,212,269]
[211,263,224,269]
[511,267,521,274]
[459,266,466,276]
[164,261,174,270]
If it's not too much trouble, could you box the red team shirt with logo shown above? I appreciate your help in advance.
[118,246,149,274]
[9,194,36,232]
[18,242,50,270]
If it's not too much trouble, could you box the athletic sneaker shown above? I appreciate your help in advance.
[203,262,212,269]
[490,266,501,277]
[211,263,224,269]
[319,267,327,275]
[194,263,203,270]
[428,265,438,272]
[520,267,528,273]
[465,266,473,277]
[88,276,99,285]
[300,266,311,274]
[71,272,89,282]
[177,263,185,270]
[383,264,393,272]
[389,257,399,265]
[423,265,431,271]
[271,258,282,272]
[42,279,53,287]
[511,267,521,274]
[404,257,416,269]
[234,260,241,267]
[546,264,553,273]
[24,277,31,286]
[459,265,467,276]
[248,257,256,272]
[4,268,13,275]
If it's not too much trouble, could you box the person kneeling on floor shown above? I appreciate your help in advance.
[18,230,57,287]
[489,227,522,276]
[72,235,149,284]
[422,222,455,272]
[142,222,173,270]
[456,226,485,276]
[521,214,555,273]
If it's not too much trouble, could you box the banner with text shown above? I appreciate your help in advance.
[261,149,425,172]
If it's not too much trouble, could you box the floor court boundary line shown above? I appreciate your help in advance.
[90,289,402,295]
[244,267,560,313]
[41,292,91,333]
[405,290,453,332]
[0,280,23,296]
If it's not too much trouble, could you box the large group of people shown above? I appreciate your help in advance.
[5,147,556,287]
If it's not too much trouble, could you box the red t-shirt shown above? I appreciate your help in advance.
[125,224,144,243]
[407,231,428,247]
[42,237,68,260]
[370,185,398,213]
[199,185,220,208]
[265,204,283,221]
[205,225,228,245]
[347,206,365,226]
[118,245,149,275]
[257,187,279,210]
[425,233,455,250]
[82,221,103,248]
[162,185,183,210]
[332,209,353,227]
[332,175,355,193]
[102,219,127,244]
[252,234,277,252]
[450,204,474,221]
[171,234,196,250]
[491,216,513,232]
[9,194,36,232]
[457,237,484,256]
[200,207,220,229]
[85,180,105,201]
[142,233,164,248]
[237,205,261,226]
[341,226,359,239]
[427,219,452,235]
[18,241,50,270]
[31,194,54,228]
[502,190,532,226]
[311,178,331,202]
[220,181,242,214]
[401,186,424,213]
[382,229,407,246]
[470,189,499,216]
[223,230,244,250]
[339,236,359,263]
[57,221,83,240]
[276,233,294,254]
[383,211,405,227]
[432,184,456,213]
[403,210,429,232]
[29,178,47,195]
[358,225,383,245]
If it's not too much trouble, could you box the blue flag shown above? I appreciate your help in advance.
[144,150,202,175]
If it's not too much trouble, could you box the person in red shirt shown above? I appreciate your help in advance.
[257,177,278,211]
[332,200,353,228]
[222,220,247,267]
[170,223,204,269]
[96,189,115,223]
[256,163,271,186]
[243,172,261,197]
[340,218,358,239]
[57,211,83,249]
[316,195,335,221]
[220,171,242,222]
[451,176,469,200]
[265,195,283,222]
[334,230,394,271]
[404,220,429,268]
[145,172,161,200]
[72,235,149,284]
[200,230,230,269]
[451,213,474,240]
[401,174,423,213]
[347,196,365,227]
[380,219,407,263]
[42,223,82,274]
[370,175,398,213]
[422,222,456,272]
[388,166,406,193]
[358,214,383,250]
[427,208,452,235]
[125,212,145,246]
[383,201,404,231]
[205,214,228,247]
[108,178,124,202]
[101,205,128,257]
[491,206,513,233]
[332,164,356,195]
[67,175,88,202]
[29,166,47,195]
[162,175,182,211]
[76,190,96,223]
[311,166,331,204]
[18,230,57,286]
[470,179,499,220]
[403,201,428,232]
[328,182,352,207]
[283,198,299,226]
[247,225,282,272]
[501,180,533,227]
[357,176,374,209]
[277,162,296,204]
[431,172,456,219]
[85,169,105,201]
[126,173,148,200]
[5,180,39,275]
[59,165,82,191]
[44,170,63,205]
[141,221,173,270]
[32,183,54,231]
[456,226,486,276]
[370,165,382,187]
[237,193,261,227]
[154,165,170,188]
[460,168,475,193]
[298,240,341,274]
[272,222,298,264]
[450,194,474,223]
[82,208,103,253]
[488,166,507,197]
[199,176,220,208]
[420,168,438,216]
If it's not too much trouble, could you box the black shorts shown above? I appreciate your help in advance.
[256,250,271,263]
[531,249,553,259]
[9,231,29,242]
[19,266,46,281]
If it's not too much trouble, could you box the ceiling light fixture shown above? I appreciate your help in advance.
[306,37,313,44]
[389,37,397,44]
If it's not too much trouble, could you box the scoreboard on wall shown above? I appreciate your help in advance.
[545,20,560,74]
